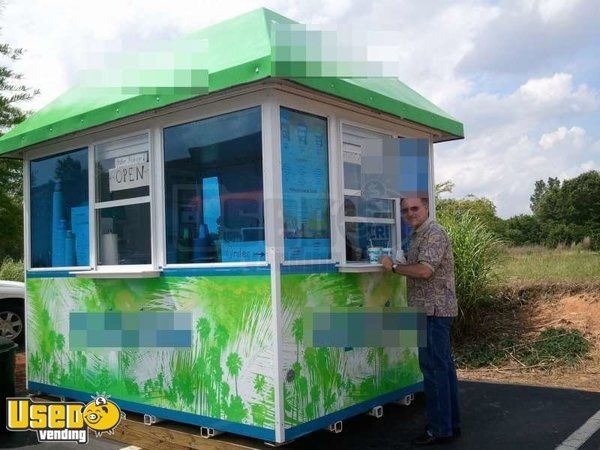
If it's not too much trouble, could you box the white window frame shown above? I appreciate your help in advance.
[270,84,434,269]
[339,121,403,265]
[89,130,155,273]
[23,86,273,274]
[22,80,437,275]
[275,102,336,266]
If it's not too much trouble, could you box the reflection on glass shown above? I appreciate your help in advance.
[97,203,151,265]
[163,107,265,263]
[344,196,394,218]
[281,107,331,260]
[345,223,394,263]
[344,161,361,191]
[30,148,89,268]
[95,134,150,203]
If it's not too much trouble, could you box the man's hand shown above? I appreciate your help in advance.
[379,255,394,271]
[379,255,433,279]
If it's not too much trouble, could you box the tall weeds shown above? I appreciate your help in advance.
[437,211,504,336]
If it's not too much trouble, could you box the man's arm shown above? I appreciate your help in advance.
[379,255,433,279]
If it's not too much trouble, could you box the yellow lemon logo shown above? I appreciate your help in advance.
[82,396,122,437]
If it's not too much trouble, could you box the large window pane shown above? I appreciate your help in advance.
[97,203,151,265]
[30,148,89,268]
[280,108,331,260]
[163,107,264,264]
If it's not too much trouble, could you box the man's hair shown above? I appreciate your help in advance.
[400,197,429,207]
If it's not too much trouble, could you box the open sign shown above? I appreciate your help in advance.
[109,162,149,191]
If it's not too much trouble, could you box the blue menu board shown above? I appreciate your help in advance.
[280,108,331,260]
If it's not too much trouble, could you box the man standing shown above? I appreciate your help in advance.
[380,197,461,445]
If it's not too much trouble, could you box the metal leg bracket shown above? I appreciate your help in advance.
[367,405,384,418]
[200,427,223,438]
[327,421,343,433]
[395,394,414,406]
[143,414,163,426]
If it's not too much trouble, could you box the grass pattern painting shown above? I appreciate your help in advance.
[26,271,422,431]
[26,275,275,428]
[280,272,422,427]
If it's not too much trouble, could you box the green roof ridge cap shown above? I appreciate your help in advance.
[0,8,463,156]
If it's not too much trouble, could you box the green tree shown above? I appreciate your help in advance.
[437,195,503,234]
[226,352,242,396]
[531,171,600,248]
[292,317,303,364]
[529,178,558,215]
[533,177,561,222]
[435,180,503,234]
[0,26,38,260]
[501,214,541,246]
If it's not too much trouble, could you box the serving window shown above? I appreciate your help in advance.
[340,124,430,264]
[94,133,152,266]
[342,126,399,263]
[163,107,265,264]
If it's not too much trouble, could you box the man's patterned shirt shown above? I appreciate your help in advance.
[406,218,458,317]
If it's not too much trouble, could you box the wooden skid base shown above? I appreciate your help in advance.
[31,396,273,450]
[103,412,273,450]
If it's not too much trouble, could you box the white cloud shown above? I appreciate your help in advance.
[436,72,598,218]
[537,0,581,24]
[538,126,585,150]
[452,73,598,135]
[1,0,598,219]
[579,160,598,172]
[458,0,600,75]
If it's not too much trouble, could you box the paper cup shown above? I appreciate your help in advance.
[367,247,382,264]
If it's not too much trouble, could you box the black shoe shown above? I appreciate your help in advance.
[411,431,455,446]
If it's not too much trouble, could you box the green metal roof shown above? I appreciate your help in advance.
[0,8,463,157]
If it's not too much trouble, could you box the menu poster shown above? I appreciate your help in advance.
[280,108,331,260]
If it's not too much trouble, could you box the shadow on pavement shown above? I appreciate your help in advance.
[2,380,599,449]
[287,380,600,449]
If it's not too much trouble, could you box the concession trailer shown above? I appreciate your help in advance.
[0,8,463,444]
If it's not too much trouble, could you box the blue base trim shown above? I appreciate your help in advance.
[27,270,74,278]
[284,382,423,441]
[280,263,338,274]
[26,267,271,279]
[162,266,270,277]
[28,381,276,442]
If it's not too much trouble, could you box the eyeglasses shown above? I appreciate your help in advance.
[401,206,421,214]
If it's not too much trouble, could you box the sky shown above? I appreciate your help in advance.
[1,0,599,218]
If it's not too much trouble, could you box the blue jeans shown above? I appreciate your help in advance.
[418,316,461,437]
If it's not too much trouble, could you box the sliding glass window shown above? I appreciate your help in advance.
[94,133,152,266]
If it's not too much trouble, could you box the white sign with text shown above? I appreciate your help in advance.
[109,162,150,191]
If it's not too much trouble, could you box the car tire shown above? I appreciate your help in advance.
[0,300,25,348]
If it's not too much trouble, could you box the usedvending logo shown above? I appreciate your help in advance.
[6,394,123,444]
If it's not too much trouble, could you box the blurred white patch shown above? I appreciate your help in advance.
[537,0,581,23]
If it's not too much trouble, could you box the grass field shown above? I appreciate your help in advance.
[495,246,600,283]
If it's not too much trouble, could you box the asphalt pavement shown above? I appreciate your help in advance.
[2,380,599,449]
[288,380,600,449]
